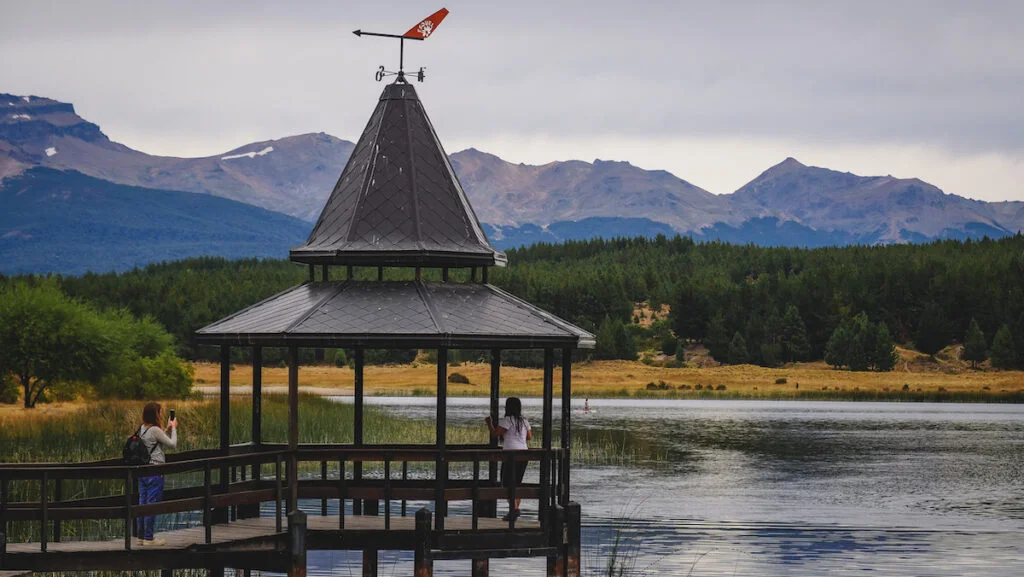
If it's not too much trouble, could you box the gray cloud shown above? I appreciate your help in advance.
[2,1,1023,197]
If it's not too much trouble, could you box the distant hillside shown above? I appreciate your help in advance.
[0,168,311,275]
[1,93,353,221]
[729,158,1020,243]
[3,91,1024,273]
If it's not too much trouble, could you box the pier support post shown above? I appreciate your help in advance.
[472,558,489,576]
[566,502,581,577]
[362,549,378,577]
[161,570,173,577]
[414,508,432,577]
[288,509,307,577]
[546,505,566,577]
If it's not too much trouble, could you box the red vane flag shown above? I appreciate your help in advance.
[404,8,449,39]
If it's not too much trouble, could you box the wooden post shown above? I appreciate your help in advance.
[541,348,554,526]
[161,570,173,577]
[347,265,354,280]
[353,348,364,515]
[435,347,447,531]
[472,559,489,577]
[566,502,581,577]
[53,476,62,543]
[253,346,263,448]
[414,508,433,577]
[442,267,449,282]
[287,346,299,512]
[362,549,378,577]
[322,264,329,282]
[209,569,225,577]
[547,505,566,577]
[288,510,307,577]
[377,265,384,281]
[561,347,572,505]
[308,265,315,282]
[484,349,501,518]
[482,266,489,283]
[220,345,231,452]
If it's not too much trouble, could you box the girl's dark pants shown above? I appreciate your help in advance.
[137,475,165,540]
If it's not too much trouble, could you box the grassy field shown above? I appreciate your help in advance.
[191,358,1024,402]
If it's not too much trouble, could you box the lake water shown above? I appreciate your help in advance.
[298,398,1024,576]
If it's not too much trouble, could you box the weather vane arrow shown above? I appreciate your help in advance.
[353,8,449,82]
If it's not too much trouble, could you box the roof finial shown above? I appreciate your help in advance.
[353,8,449,83]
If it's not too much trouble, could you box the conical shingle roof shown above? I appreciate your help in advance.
[290,80,505,267]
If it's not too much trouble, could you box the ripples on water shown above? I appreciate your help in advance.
[278,398,1024,576]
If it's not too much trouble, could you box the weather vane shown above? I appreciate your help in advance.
[353,8,449,83]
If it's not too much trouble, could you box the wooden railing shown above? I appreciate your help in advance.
[0,444,567,556]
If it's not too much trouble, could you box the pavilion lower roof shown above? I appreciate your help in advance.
[196,281,595,349]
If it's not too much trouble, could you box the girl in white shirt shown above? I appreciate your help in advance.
[485,397,532,520]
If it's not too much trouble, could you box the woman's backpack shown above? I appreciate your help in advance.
[122,425,158,465]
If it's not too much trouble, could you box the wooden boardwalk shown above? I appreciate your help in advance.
[6,514,540,554]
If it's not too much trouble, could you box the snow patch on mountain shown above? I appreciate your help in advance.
[45,147,57,157]
[10,114,31,120]
[222,146,274,160]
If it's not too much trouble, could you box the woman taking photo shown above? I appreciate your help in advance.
[485,397,532,521]
[136,402,178,546]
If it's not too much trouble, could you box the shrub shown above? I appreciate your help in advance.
[0,374,19,404]
[694,384,703,390]
[715,384,726,391]
[902,384,910,391]
[448,372,470,384]
[333,349,348,367]
[646,382,658,390]
[96,350,194,400]
[775,378,787,384]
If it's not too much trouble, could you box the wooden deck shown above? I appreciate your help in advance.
[1,513,546,573]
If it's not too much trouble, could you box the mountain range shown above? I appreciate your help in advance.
[2,92,1022,274]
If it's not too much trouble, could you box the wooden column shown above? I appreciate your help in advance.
[485,349,501,518]
[566,502,582,577]
[362,549,378,577]
[252,346,263,448]
[217,345,231,524]
[322,265,329,282]
[287,346,299,512]
[353,348,368,515]
[561,347,572,505]
[414,508,433,577]
[308,265,315,282]
[288,509,307,577]
[472,559,489,577]
[541,348,554,527]
[435,347,448,531]
[347,265,354,280]
[220,345,231,452]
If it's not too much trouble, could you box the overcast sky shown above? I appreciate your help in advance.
[3,1,1022,201]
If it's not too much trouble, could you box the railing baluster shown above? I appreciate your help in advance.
[204,463,212,544]
[472,457,479,531]
[124,470,132,551]
[40,471,48,553]
[321,460,328,516]
[338,458,346,530]
[53,475,62,543]
[384,456,391,531]
[401,461,408,517]
[1,477,8,560]
[275,456,282,533]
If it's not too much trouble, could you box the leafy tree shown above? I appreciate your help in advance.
[915,302,950,356]
[727,332,749,365]
[962,318,987,369]
[98,350,194,400]
[704,314,730,363]
[661,336,679,356]
[872,322,898,371]
[0,281,123,407]
[781,305,811,362]
[613,319,638,360]
[990,324,1017,369]
[672,282,710,341]
[595,317,618,360]
[0,373,18,404]
[759,343,781,368]
[824,322,853,369]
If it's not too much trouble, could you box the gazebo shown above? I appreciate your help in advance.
[194,77,594,576]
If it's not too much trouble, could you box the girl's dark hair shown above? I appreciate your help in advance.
[504,397,525,434]
[142,402,163,427]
